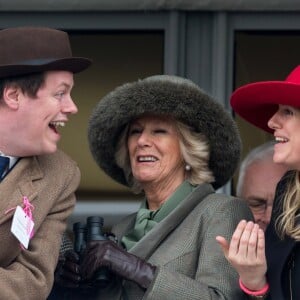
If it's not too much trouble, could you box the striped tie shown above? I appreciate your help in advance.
[0,156,9,179]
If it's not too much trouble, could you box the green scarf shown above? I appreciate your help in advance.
[121,181,196,250]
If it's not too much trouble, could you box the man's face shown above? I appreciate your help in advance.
[240,159,287,232]
[8,70,77,156]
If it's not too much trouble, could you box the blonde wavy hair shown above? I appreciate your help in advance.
[115,116,215,194]
[276,170,300,240]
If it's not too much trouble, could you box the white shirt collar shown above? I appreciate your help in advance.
[7,156,18,169]
[0,152,19,170]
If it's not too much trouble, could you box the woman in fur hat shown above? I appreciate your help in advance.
[217,65,300,299]
[60,75,253,299]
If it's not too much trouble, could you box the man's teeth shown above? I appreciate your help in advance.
[138,156,157,162]
[50,121,65,128]
[275,137,288,143]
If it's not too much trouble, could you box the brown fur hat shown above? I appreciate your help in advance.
[88,75,241,189]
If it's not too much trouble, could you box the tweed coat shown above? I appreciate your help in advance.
[0,149,79,300]
[85,183,253,300]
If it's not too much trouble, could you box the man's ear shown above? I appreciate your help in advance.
[2,85,20,110]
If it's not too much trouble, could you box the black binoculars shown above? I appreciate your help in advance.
[73,216,113,288]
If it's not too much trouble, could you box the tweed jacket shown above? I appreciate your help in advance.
[0,149,79,300]
[87,183,253,300]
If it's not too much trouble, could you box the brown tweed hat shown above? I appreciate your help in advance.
[0,26,91,78]
[88,75,241,189]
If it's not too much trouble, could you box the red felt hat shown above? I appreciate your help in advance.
[230,65,300,133]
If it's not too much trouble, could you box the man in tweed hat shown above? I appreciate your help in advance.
[59,75,252,299]
[0,26,91,299]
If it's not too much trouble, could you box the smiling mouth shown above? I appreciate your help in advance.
[49,121,65,134]
[275,137,288,143]
[137,156,158,162]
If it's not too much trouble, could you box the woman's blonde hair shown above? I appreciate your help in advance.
[115,116,214,194]
[276,170,300,240]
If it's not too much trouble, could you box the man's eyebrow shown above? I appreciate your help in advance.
[57,82,73,89]
[247,197,267,203]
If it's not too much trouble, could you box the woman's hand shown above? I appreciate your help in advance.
[216,220,267,290]
[80,240,156,289]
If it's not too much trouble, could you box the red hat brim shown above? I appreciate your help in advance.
[231,81,300,133]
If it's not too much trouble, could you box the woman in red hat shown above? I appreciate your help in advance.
[217,65,300,300]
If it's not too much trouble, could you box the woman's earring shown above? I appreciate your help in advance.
[185,164,191,171]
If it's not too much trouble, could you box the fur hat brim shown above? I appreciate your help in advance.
[88,75,241,189]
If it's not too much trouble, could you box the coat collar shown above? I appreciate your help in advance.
[265,170,296,299]
[265,221,295,300]
[0,156,43,224]
[114,183,214,260]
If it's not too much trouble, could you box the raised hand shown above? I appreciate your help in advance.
[216,220,267,290]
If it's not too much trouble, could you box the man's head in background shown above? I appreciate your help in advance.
[236,141,289,231]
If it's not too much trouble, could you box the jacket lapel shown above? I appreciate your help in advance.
[129,183,214,259]
[266,222,295,299]
[0,157,43,225]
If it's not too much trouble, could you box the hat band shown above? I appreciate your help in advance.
[13,58,62,66]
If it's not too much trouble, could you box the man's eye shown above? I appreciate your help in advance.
[248,202,266,212]
[55,92,65,99]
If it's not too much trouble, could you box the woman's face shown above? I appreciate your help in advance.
[127,114,185,188]
[268,104,300,169]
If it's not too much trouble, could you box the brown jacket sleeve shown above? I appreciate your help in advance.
[0,150,79,300]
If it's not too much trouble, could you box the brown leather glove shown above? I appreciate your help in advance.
[55,250,81,288]
[80,240,156,289]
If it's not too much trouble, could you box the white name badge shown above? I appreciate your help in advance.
[11,206,34,249]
